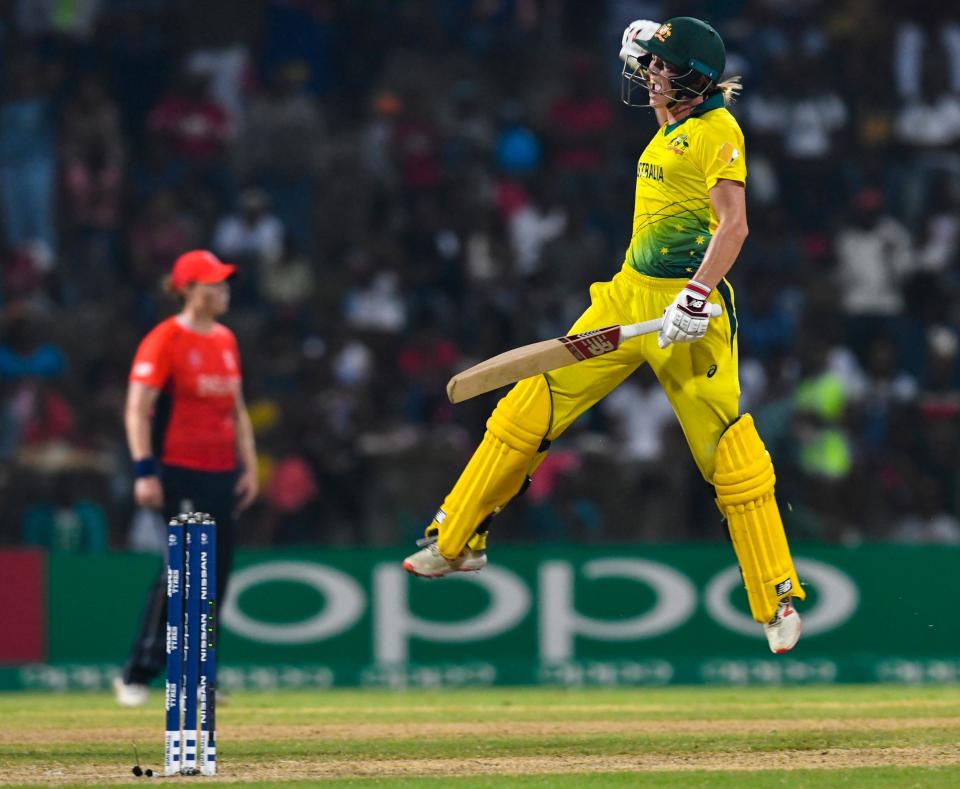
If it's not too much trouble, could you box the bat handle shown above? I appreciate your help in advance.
[619,317,662,341]
[619,303,722,341]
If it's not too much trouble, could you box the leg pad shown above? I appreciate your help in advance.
[714,414,805,623]
[433,376,551,558]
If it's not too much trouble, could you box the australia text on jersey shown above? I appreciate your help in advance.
[637,161,664,181]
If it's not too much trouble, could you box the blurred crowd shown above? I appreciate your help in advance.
[2,0,960,552]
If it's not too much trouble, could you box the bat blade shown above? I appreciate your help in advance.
[446,326,623,403]
[446,305,720,403]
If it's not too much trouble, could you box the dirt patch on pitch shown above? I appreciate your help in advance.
[6,746,960,785]
[228,746,960,777]
[4,716,960,745]
[234,716,960,740]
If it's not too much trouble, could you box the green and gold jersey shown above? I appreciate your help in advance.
[624,92,747,278]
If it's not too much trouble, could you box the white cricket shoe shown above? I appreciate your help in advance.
[403,538,487,578]
[113,676,149,707]
[763,597,802,654]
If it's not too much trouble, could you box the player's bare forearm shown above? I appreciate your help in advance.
[235,394,257,474]
[125,382,159,461]
[233,395,259,511]
[692,179,748,289]
[238,412,257,473]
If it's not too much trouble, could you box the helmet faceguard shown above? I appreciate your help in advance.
[619,43,712,108]
[619,41,655,108]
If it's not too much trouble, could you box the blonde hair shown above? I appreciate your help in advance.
[717,76,743,105]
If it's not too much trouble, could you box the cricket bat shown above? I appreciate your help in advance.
[446,303,722,403]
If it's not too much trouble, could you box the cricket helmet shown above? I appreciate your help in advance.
[620,17,726,108]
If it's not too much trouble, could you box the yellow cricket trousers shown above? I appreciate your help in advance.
[545,263,740,481]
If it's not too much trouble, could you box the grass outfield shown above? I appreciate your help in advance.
[1,685,960,787]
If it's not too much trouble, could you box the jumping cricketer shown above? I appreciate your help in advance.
[404,17,804,653]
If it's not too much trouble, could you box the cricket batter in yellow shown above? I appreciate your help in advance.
[404,17,804,653]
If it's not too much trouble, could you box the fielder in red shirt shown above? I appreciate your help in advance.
[115,249,257,706]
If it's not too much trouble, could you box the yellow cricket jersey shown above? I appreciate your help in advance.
[625,92,747,278]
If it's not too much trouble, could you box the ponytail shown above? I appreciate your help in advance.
[717,76,742,105]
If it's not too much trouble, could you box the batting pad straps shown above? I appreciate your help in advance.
[433,375,552,560]
[714,452,775,505]
[714,414,805,624]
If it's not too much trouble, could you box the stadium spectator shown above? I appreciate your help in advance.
[264,449,320,544]
[129,190,203,285]
[260,238,317,311]
[60,75,125,303]
[147,65,234,201]
[237,60,324,245]
[0,54,58,259]
[834,188,914,357]
[546,54,615,184]
[212,187,285,300]
[23,471,108,554]
[148,68,232,164]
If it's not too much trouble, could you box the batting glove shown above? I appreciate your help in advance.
[658,280,713,349]
[619,19,660,77]
[621,19,661,48]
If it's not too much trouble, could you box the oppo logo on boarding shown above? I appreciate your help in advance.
[221,559,858,661]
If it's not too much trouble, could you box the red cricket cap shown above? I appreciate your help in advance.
[170,250,236,289]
